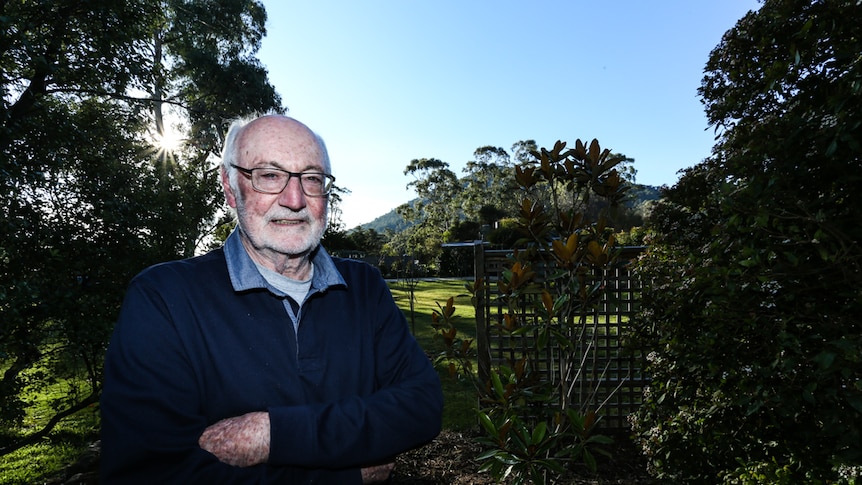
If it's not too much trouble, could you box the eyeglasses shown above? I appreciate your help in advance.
[231,164,335,197]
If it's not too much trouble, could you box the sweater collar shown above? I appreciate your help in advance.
[223,228,346,293]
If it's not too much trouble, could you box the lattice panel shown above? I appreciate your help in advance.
[474,246,647,431]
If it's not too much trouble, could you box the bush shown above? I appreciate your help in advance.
[630,0,862,481]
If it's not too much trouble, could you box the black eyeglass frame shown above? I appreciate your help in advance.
[230,163,335,197]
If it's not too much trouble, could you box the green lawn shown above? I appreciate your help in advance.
[388,277,477,352]
[0,380,100,485]
[0,278,480,483]
[388,278,480,432]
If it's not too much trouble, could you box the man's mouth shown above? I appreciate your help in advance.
[272,219,305,226]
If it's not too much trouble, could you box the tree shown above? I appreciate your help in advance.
[144,0,282,255]
[396,143,534,269]
[0,0,281,454]
[396,158,461,269]
[460,145,520,224]
[349,227,387,254]
[631,0,862,481]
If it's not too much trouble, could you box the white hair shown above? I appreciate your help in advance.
[220,114,332,196]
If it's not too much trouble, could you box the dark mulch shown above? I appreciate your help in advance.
[392,429,653,484]
[48,430,652,484]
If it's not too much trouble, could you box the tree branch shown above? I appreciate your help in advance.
[0,391,100,457]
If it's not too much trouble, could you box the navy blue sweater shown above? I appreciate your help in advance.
[100,240,443,483]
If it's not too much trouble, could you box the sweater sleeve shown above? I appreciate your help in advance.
[99,274,362,484]
[267,272,444,468]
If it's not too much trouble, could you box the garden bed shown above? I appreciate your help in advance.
[392,429,652,484]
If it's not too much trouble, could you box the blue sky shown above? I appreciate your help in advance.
[257,1,761,229]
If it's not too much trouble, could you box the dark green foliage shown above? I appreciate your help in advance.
[631,0,862,481]
[486,218,523,249]
[1,98,149,429]
[324,226,387,256]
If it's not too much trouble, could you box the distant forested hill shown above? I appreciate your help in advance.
[355,184,662,234]
[356,208,411,233]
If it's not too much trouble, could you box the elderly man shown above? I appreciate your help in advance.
[100,114,443,483]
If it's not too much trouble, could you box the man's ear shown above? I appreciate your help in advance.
[221,166,238,209]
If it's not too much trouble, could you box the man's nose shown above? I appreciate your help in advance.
[277,175,307,209]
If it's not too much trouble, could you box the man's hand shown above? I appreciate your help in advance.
[199,411,270,467]
[361,461,395,484]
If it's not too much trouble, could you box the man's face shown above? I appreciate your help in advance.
[222,116,329,262]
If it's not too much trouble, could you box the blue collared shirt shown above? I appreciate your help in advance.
[223,228,347,331]
[224,227,346,294]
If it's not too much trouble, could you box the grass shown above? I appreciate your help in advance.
[0,277,480,483]
[388,278,481,431]
[0,433,96,485]
[0,381,100,485]
[388,277,477,350]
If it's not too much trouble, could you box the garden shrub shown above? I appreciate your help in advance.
[630,0,862,481]
[431,139,632,483]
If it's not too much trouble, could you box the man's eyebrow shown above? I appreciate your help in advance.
[265,161,326,172]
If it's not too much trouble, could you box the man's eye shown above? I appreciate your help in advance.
[303,174,324,185]
[259,171,283,181]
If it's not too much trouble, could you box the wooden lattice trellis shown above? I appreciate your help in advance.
[472,244,647,431]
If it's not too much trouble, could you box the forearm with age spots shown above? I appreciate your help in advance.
[199,411,271,467]
[199,411,394,481]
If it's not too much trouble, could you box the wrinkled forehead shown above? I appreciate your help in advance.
[237,116,328,171]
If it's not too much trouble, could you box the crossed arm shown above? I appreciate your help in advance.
[198,411,395,483]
